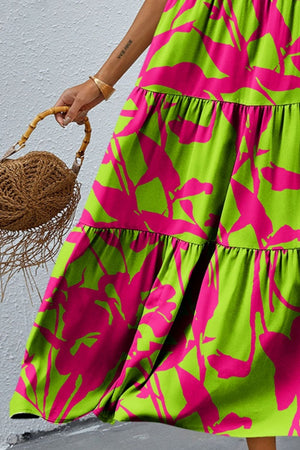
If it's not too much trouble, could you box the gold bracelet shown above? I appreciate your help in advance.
[89,76,115,101]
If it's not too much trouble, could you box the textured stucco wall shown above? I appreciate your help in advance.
[0,1,144,447]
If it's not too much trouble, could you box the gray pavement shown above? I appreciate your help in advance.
[9,418,300,449]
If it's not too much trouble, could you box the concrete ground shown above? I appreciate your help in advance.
[9,418,300,450]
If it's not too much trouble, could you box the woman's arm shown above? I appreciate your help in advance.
[55,0,168,126]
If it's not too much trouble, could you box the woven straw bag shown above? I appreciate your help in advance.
[0,106,91,301]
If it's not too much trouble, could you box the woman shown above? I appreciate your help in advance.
[10,1,300,449]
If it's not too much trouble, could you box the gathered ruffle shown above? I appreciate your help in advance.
[137,0,300,106]
[10,84,300,436]
[10,0,300,439]
[81,86,300,251]
[10,225,300,436]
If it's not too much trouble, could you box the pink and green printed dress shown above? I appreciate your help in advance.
[10,0,300,438]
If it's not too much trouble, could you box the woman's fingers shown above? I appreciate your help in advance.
[54,80,102,127]
[62,95,82,125]
[54,87,78,126]
[75,109,89,125]
[54,96,69,127]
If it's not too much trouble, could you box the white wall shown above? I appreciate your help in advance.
[0,1,144,447]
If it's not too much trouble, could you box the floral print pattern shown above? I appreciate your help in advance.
[10,0,300,437]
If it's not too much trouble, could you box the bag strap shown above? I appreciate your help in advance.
[1,106,92,174]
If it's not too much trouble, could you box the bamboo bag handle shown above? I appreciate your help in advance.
[1,106,92,174]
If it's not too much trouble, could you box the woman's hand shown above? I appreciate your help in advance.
[54,79,104,127]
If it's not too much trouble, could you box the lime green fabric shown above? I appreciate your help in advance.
[10,0,300,437]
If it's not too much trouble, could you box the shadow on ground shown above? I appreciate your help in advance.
[8,418,300,450]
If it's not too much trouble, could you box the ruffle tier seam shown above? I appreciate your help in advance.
[78,222,300,252]
[136,85,300,108]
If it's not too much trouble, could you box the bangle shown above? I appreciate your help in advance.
[89,75,115,101]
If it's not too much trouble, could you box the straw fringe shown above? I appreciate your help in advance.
[0,179,80,301]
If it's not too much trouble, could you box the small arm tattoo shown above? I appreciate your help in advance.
[117,39,133,59]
